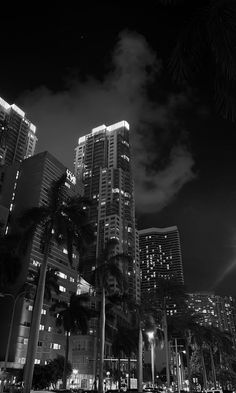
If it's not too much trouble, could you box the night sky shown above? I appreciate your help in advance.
[1,3,236,297]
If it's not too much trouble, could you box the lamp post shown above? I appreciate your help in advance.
[147,331,155,388]
[0,291,25,393]
[72,369,78,388]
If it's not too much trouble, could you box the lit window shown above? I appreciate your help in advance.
[39,324,44,330]
[34,359,40,364]
[50,343,61,349]
[56,271,67,279]
[41,309,46,315]
[59,286,66,293]
[32,260,41,267]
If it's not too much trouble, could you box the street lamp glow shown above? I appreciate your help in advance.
[147,331,154,340]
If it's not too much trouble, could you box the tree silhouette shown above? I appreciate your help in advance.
[19,173,94,393]
[51,293,93,389]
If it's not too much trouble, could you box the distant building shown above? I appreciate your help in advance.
[187,292,236,344]
[74,121,140,303]
[139,226,184,289]
[0,151,81,368]
[0,96,37,166]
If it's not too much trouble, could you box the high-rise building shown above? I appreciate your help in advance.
[74,121,140,303]
[187,292,236,344]
[0,96,37,166]
[0,152,80,368]
[139,226,184,301]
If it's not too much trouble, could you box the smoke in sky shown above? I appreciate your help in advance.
[19,30,195,213]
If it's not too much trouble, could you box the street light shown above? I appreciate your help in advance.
[147,331,155,388]
[72,369,78,388]
[0,290,25,393]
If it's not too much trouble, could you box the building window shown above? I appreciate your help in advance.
[50,343,61,350]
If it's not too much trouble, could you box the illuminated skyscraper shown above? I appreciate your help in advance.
[0,152,80,367]
[139,226,184,300]
[0,96,37,166]
[74,121,140,302]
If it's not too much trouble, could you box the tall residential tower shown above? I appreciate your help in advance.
[0,97,37,166]
[74,121,140,302]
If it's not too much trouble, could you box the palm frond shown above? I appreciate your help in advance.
[168,6,205,84]
[18,206,50,228]
[48,172,67,209]
[214,73,236,120]
[207,0,236,80]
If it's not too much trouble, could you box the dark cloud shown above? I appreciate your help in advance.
[19,30,195,213]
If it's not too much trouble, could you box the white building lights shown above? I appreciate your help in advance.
[11,104,25,118]
[107,120,130,131]
[66,168,76,185]
[0,97,10,110]
[30,123,36,133]
[92,124,106,134]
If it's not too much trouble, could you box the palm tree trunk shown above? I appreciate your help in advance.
[128,357,131,390]
[138,326,143,393]
[200,348,208,390]
[93,332,98,391]
[163,310,170,388]
[118,357,121,391]
[184,338,192,393]
[98,288,106,393]
[23,238,51,393]
[62,331,70,389]
[209,347,217,389]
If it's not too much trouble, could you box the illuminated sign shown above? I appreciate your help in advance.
[66,169,76,185]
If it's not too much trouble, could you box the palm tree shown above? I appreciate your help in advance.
[0,232,22,291]
[125,298,157,393]
[50,293,93,389]
[168,311,200,393]
[91,239,128,393]
[144,279,187,389]
[112,324,138,390]
[159,0,236,120]
[19,173,94,393]
[27,266,60,303]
